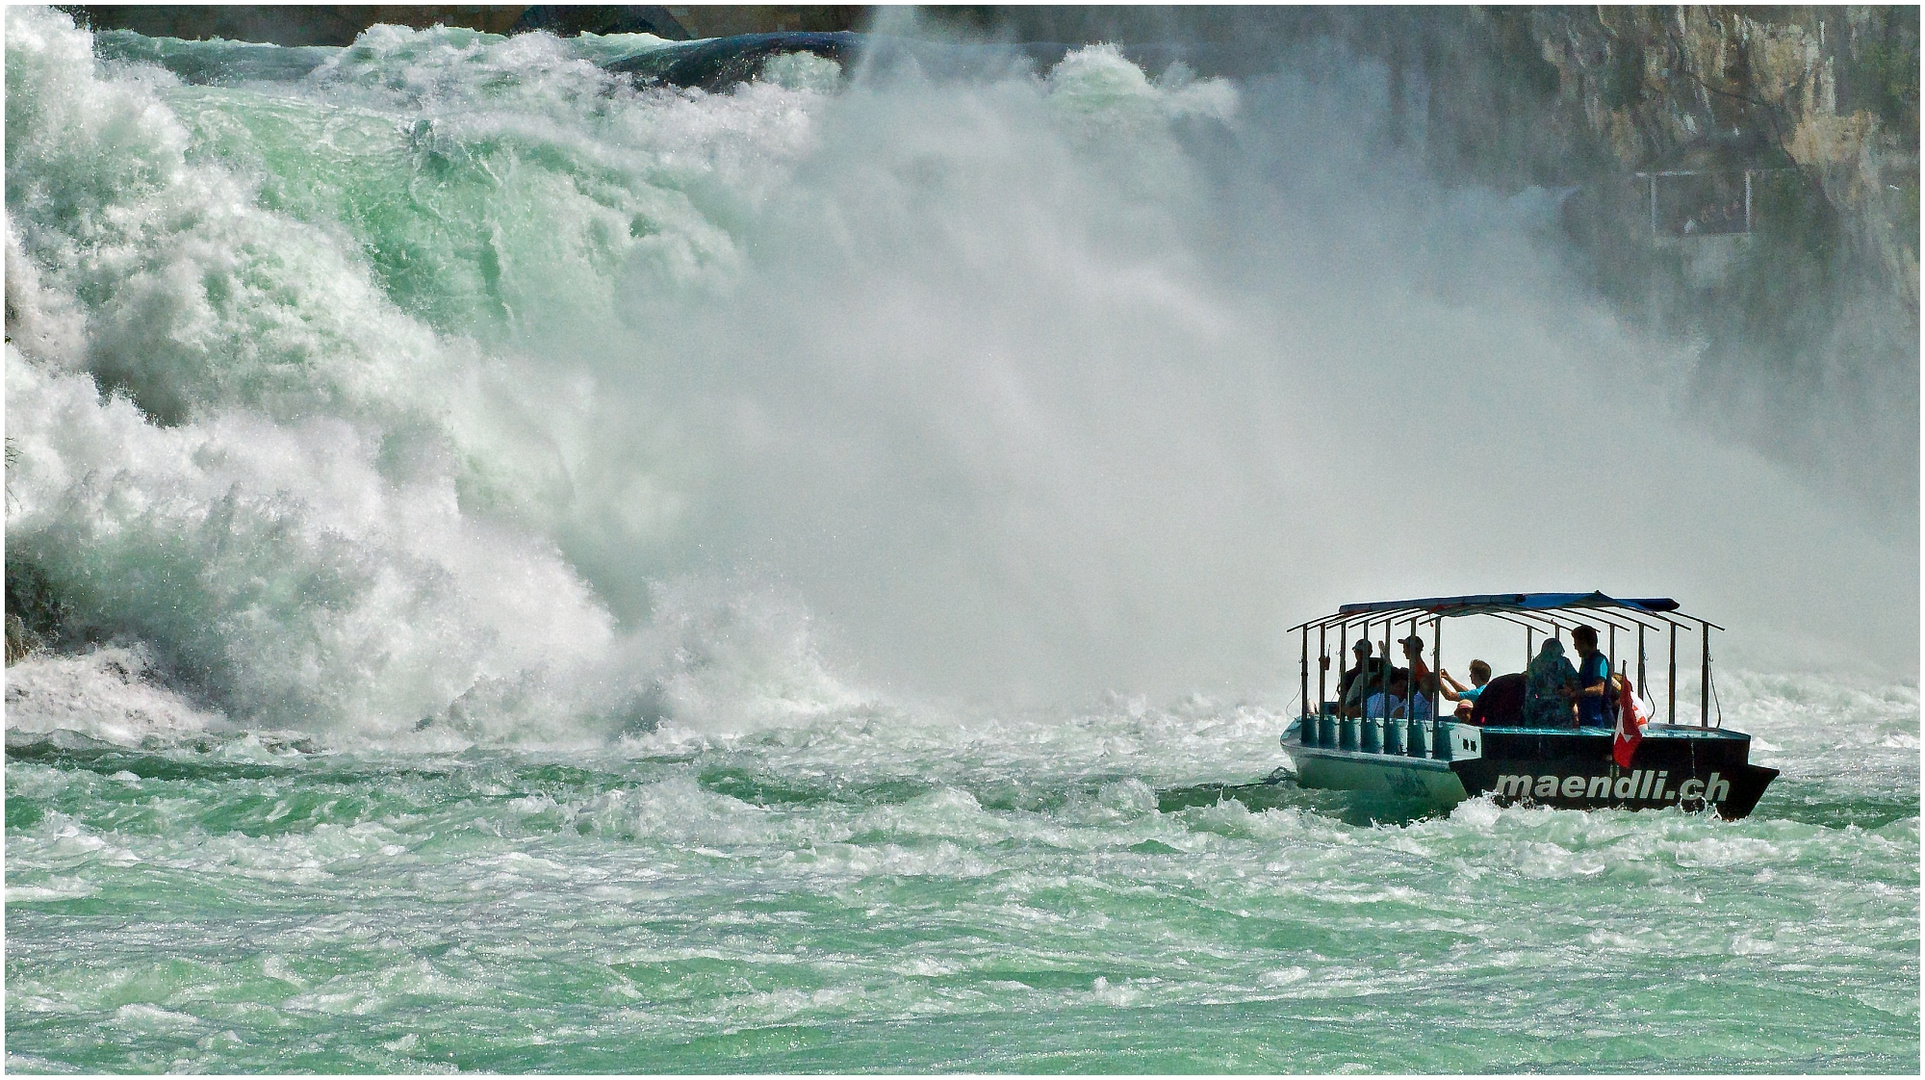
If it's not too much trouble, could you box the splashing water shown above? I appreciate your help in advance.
[5,10,1915,1072]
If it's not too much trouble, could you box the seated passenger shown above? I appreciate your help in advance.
[1439,659,1492,718]
[1522,637,1579,727]
[1469,672,1527,726]
[1363,669,1434,722]
[1398,634,1437,697]
[1338,639,1391,715]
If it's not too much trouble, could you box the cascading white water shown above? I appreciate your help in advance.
[5,6,1914,744]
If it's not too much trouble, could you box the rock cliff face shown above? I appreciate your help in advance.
[1492,7,1916,518]
[1531,7,1916,337]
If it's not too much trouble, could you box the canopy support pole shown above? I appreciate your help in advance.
[1637,623,1647,701]
[1699,619,1711,729]
[1668,622,1678,726]
[1430,616,1441,723]
[1300,626,1309,719]
[1339,622,1348,708]
[1408,618,1419,716]
[1380,621,1391,717]
[1318,624,1327,714]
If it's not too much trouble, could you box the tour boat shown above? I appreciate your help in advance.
[1281,592,1778,819]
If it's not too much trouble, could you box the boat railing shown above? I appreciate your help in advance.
[1290,592,1722,732]
[1300,704,1457,762]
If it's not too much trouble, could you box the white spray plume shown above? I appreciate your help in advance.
[5,9,1913,747]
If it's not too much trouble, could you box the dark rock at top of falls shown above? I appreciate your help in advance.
[512,6,692,40]
[55,5,865,46]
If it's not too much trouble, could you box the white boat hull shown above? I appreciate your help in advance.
[1287,746,1470,807]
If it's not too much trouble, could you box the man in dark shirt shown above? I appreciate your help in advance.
[1337,639,1387,711]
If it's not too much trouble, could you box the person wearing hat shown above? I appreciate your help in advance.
[1337,638,1389,712]
[1398,633,1435,698]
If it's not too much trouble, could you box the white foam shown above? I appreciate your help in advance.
[5,876,99,903]
[4,645,225,745]
[4,350,625,740]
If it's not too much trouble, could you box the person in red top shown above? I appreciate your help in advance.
[1399,634,1435,698]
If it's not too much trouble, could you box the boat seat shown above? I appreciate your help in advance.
[1469,672,1526,726]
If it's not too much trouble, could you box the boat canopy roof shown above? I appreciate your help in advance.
[1289,591,1718,634]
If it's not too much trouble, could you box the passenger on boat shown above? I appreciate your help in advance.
[1522,637,1580,727]
[1569,625,1616,728]
[1439,660,1492,718]
[1398,634,1436,696]
[1362,669,1432,721]
[1337,639,1389,712]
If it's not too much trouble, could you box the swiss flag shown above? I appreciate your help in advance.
[1613,677,1651,768]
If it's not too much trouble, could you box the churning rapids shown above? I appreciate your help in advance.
[4,9,1917,1073]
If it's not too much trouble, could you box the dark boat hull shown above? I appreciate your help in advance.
[1455,725,1777,819]
[1285,720,1777,820]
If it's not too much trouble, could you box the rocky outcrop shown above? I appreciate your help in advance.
[57,5,869,46]
[1528,8,1917,521]
[59,5,532,45]
[1534,7,1917,319]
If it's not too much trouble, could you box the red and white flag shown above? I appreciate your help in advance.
[1613,677,1651,768]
